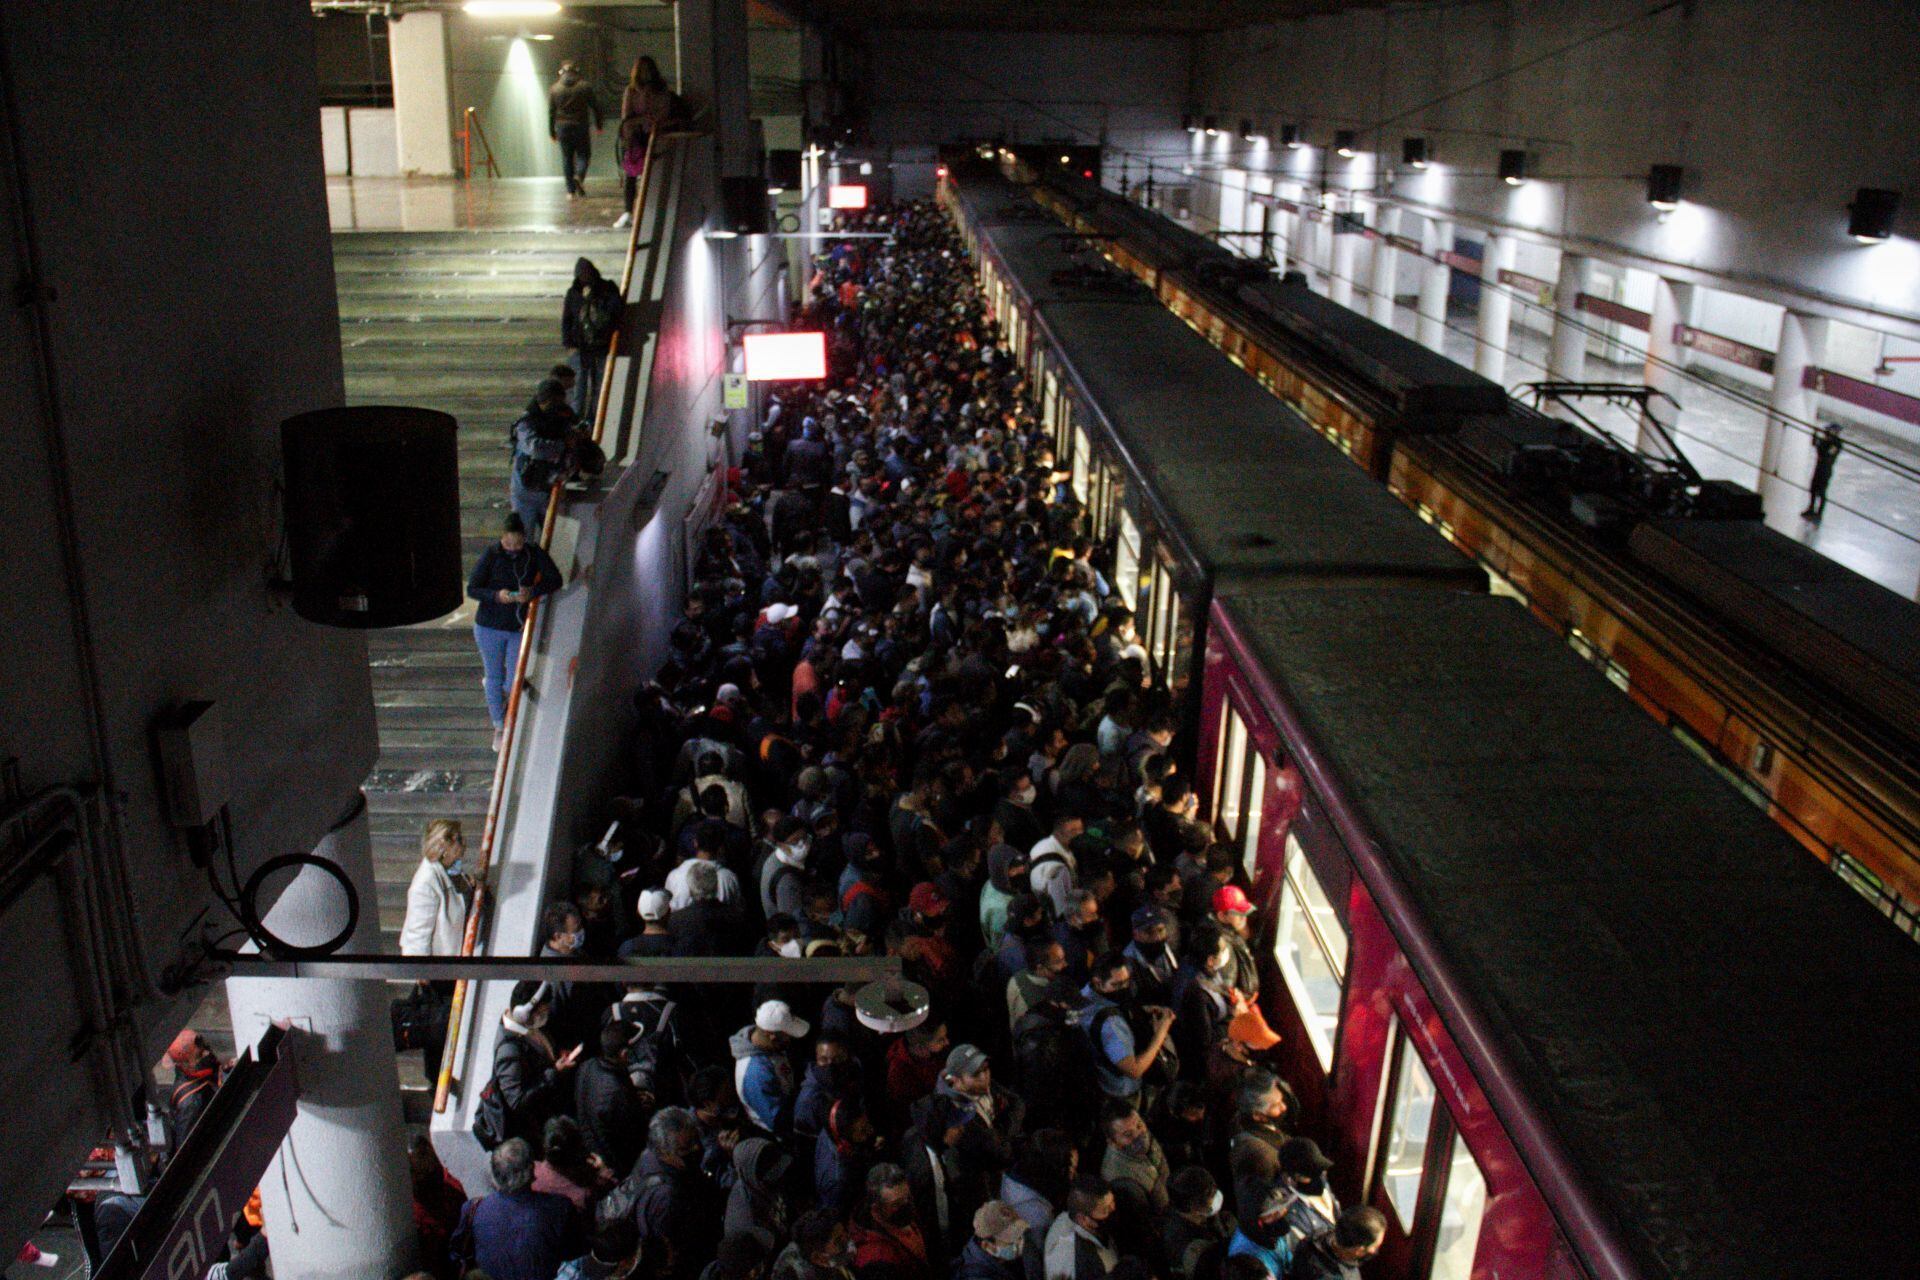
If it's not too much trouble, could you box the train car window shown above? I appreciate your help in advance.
[1382,1032,1438,1233]
[1242,751,1266,876]
[1115,508,1143,608]
[1171,598,1194,696]
[1042,371,1059,437]
[1057,397,1073,457]
[1217,707,1248,840]
[1429,1135,1489,1280]
[1275,832,1347,1072]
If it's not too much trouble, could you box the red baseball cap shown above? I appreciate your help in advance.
[908,882,951,917]
[1212,884,1254,915]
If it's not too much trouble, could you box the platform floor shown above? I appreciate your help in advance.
[328,173,627,233]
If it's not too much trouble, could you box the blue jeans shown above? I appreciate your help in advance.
[474,623,522,728]
[570,346,608,422]
[510,472,550,537]
[557,123,591,192]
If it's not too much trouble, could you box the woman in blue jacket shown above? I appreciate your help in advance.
[468,514,562,751]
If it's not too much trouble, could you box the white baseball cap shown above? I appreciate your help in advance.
[638,888,671,922]
[755,999,810,1038]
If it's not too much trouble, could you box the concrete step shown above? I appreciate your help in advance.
[334,275,572,301]
[335,230,628,255]
[341,321,559,347]
[378,705,494,732]
[376,746,501,773]
[332,250,604,275]
[375,687,490,709]
[364,782,497,813]
[337,297,558,323]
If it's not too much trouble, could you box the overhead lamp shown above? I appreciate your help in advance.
[714,175,770,238]
[1240,118,1257,142]
[1499,149,1528,186]
[1281,124,1303,150]
[529,33,555,41]
[1060,154,1071,164]
[1183,113,1197,134]
[1848,187,1899,243]
[766,149,801,195]
[463,0,561,15]
[1204,116,1220,136]
[1647,163,1684,211]
[1403,137,1430,169]
[1334,130,1357,158]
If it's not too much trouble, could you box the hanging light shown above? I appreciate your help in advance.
[1183,113,1197,134]
[1848,188,1900,243]
[1204,116,1220,136]
[1499,149,1528,186]
[1403,137,1430,169]
[1334,130,1357,158]
[1281,124,1303,150]
[1240,118,1257,142]
[1647,164,1684,211]
[463,0,561,15]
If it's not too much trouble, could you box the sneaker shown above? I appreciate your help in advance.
[492,727,505,753]
[613,211,633,228]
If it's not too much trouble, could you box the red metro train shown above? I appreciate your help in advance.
[946,163,1920,1280]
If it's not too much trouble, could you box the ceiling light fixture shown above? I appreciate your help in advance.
[1403,137,1429,169]
[1183,113,1197,134]
[1499,149,1528,186]
[1848,187,1899,243]
[1334,130,1357,158]
[1647,163,1683,211]
[1281,124,1303,150]
[463,0,561,16]
[1204,115,1220,136]
[1240,119,1257,142]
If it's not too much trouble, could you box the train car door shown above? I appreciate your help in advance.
[1114,503,1144,614]
[1364,1020,1492,1280]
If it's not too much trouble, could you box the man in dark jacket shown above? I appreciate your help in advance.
[491,982,583,1147]
[610,1107,721,1280]
[1285,1208,1386,1280]
[467,514,563,749]
[952,1200,1027,1280]
[452,1138,583,1280]
[562,257,623,418]
[164,1030,224,1154]
[510,378,581,533]
[576,1021,647,1175]
[548,62,604,196]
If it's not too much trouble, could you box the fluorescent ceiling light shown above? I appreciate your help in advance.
[464,1,561,17]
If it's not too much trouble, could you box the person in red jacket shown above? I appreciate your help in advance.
[849,1164,930,1280]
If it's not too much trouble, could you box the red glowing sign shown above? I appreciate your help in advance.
[828,184,869,210]
[743,331,827,381]
[936,165,950,179]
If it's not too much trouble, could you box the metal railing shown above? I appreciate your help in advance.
[431,133,657,1115]
[458,106,500,181]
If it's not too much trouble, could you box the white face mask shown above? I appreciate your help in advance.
[1208,1190,1225,1216]
[777,938,803,959]
[986,1237,1025,1261]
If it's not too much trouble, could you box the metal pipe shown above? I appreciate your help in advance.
[225,953,902,984]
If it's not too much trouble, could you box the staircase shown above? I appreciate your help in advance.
[333,227,627,947]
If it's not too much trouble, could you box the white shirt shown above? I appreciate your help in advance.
[664,857,742,910]
[400,859,467,957]
[1028,835,1077,916]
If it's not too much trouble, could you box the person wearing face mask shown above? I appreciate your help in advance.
[1172,924,1242,1083]
[978,845,1031,951]
[1209,885,1261,1002]
[772,1210,856,1280]
[1275,1139,1338,1247]
[1041,1176,1119,1280]
[606,1107,722,1280]
[1226,1187,1296,1279]
[557,1218,645,1280]
[1006,939,1067,1028]
[760,817,814,922]
[1051,890,1106,985]
[402,819,470,959]
[1161,1167,1237,1280]
[484,981,584,1148]
[1286,1208,1387,1280]
[816,1097,886,1215]
[1227,1071,1298,1225]
[795,1033,864,1141]
[1121,906,1178,1006]
[731,1000,810,1137]
[993,770,1046,855]
[1097,1100,1170,1226]
[541,899,608,1056]
[992,893,1048,988]
[954,1201,1027,1280]
[851,1163,932,1280]
[1078,952,1176,1105]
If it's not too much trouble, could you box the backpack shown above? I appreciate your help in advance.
[596,1169,669,1229]
[610,992,682,1101]
[472,1078,509,1151]
[580,283,624,349]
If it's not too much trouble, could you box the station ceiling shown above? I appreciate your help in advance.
[791,0,1384,34]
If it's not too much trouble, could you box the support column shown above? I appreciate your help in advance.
[1546,252,1593,420]
[1758,310,1829,524]
[1474,232,1517,383]
[1418,217,1452,353]
[1640,276,1695,452]
[677,0,754,177]
[1368,206,1401,326]
[388,11,455,177]
[1329,202,1358,307]
[226,807,413,1280]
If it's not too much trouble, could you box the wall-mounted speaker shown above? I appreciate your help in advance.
[281,406,462,628]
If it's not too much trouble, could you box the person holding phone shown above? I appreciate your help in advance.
[468,514,564,752]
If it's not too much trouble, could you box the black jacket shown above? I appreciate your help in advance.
[575,1054,646,1174]
[616,1150,721,1280]
[468,541,563,632]
[563,265,624,352]
[492,1031,568,1147]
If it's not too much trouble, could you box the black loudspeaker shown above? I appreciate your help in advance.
[281,406,462,628]
[766,149,802,192]
[719,175,772,236]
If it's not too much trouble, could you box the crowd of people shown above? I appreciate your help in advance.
[415,198,1386,1280]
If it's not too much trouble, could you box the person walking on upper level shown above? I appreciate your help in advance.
[549,61,604,198]
[468,514,563,751]
[616,56,675,228]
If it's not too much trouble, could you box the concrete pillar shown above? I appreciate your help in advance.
[226,806,413,1280]
[1474,233,1517,383]
[1548,252,1593,383]
[1329,202,1358,307]
[677,0,753,178]
[389,11,455,177]
[1368,206,1401,326]
[1418,217,1452,353]
[1758,310,1830,524]
[1640,276,1695,452]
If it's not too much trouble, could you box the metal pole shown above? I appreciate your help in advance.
[226,954,903,984]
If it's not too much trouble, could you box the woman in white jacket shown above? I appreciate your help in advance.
[401,819,470,958]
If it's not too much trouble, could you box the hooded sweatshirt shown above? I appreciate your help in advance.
[723,1137,790,1249]
[978,844,1026,948]
[731,1025,796,1134]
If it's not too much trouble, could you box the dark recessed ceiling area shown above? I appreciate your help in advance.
[793,0,1385,36]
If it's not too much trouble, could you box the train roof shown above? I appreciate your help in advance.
[1040,170,1509,417]
[1213,585,1920,1280]
[955,172,1481,589]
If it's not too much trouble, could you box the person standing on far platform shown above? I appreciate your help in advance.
[468,514,562,752]
[549,61,604,198]
[1802,424,1843,521]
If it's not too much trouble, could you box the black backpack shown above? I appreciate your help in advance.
[472,1078,508,1151]
[596,1169,669,1229]
[580,283,624,349]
